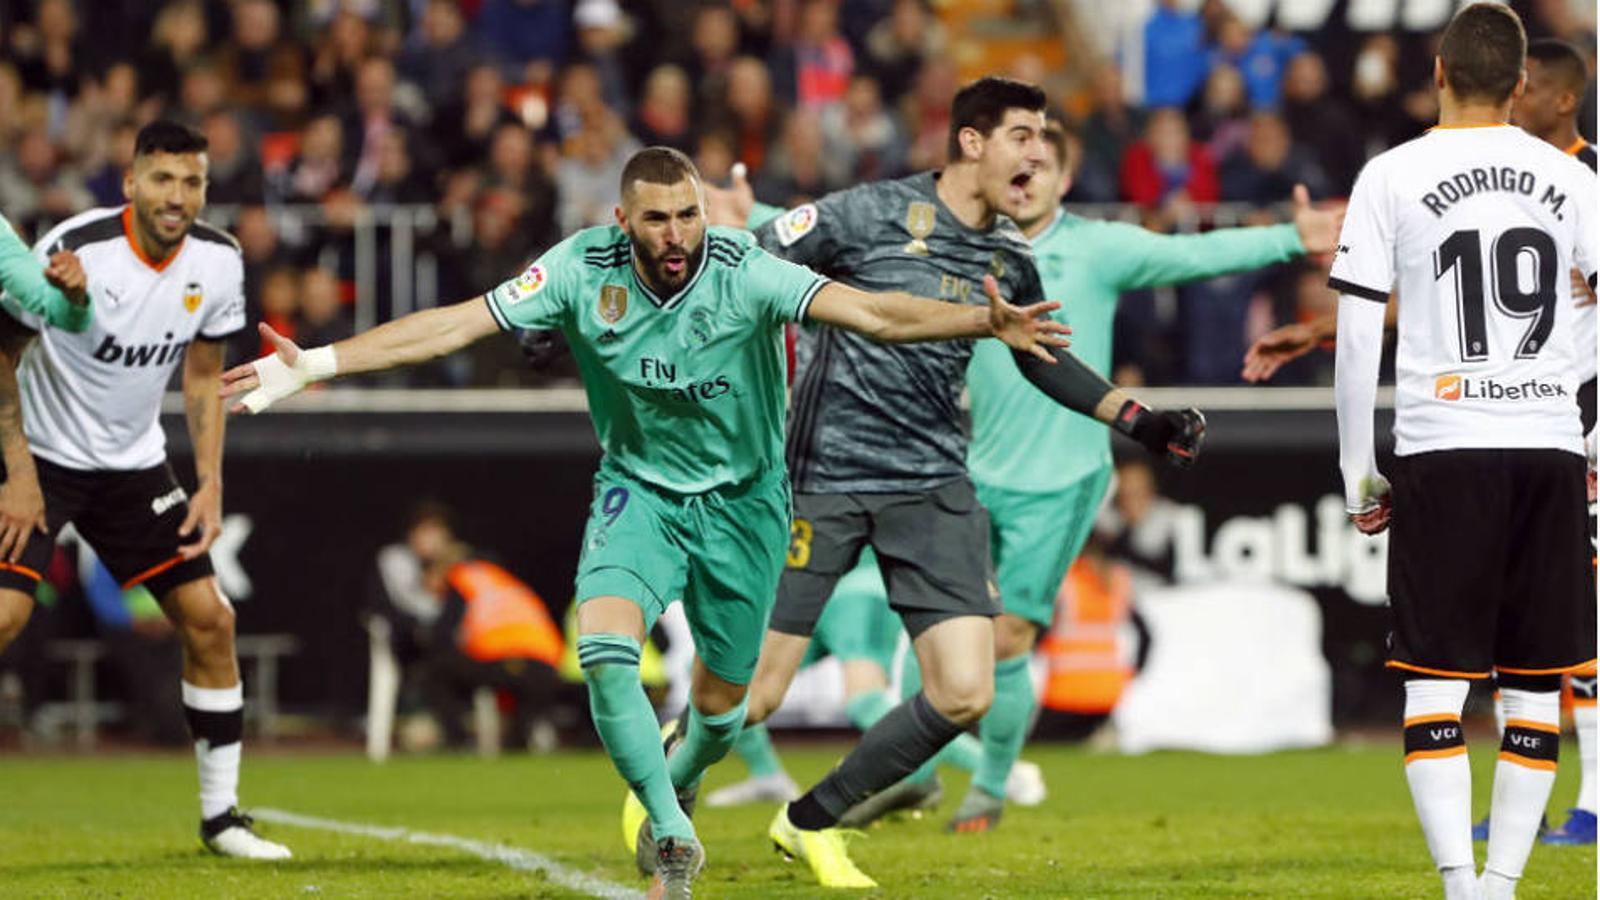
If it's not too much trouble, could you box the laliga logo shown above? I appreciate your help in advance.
[1435,375,1463,402]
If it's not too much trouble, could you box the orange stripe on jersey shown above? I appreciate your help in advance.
[1497,659,1600,676]
[1574,696,1598,708]
[1503,718,1561,735]
[1566,137,1589,157]
[1387,660,1492,679]
[1403,713,1461,728]
[121,206,183,273]
[0,560,43,582]
[1405,747,1468,764]
[121,554,186,589]
[1498,751,1558,771]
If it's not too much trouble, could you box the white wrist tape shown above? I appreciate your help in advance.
[240,346,338,413]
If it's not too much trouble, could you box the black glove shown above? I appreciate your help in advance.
[517,328,569,371]
[1115,401,1206,468]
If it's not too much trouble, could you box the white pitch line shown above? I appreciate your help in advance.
[252,808,643,900]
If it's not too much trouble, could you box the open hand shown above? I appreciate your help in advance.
[0,471,45,563]
[1290,184,1345,256]
[220,322,306,413]
[177,479,222,559]
[704,162,756,228]
[1241,320,1323,382]
[983,275,1070,363]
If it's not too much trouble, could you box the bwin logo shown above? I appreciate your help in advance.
[93,333,190,368]
[151,486,187,516]
[1430,726,1460,741]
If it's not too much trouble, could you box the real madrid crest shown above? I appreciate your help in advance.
[988,252,1006,280]
[903,202,935,256]
[182,281,202,314]
[599,284,628,324]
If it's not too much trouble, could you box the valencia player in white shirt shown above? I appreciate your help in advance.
[0,121,288,859]
[1333,7,1596,898]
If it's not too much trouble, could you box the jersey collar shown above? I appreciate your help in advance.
[121,206,184,273]
[631,240,709,311]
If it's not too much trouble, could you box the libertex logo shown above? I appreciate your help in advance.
[1434,373,1567,402]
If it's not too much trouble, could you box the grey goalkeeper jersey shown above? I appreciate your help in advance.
[755,171,1046,493]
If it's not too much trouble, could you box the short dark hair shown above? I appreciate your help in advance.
[135,119,208,157]
[947,76,1048,160]
[620,146,700,202]
[1527,38,1589,93]
[1438,2,1526,104]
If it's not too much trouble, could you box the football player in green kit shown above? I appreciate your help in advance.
[219,146,1067,899]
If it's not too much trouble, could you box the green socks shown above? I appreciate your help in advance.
[578,634,693,841]
[668,696,748,791]
[843,689,896,731]
[731,723,785,778]
[973,654,1036,799]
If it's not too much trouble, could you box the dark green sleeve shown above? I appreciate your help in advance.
[0,216,90,332]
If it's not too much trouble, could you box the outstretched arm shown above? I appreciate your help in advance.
[0,315,41,561]
[1011,345,1206,466]
[805,275,1069,361]
[1242,294,1397,382]
[0,216,91,333]
[221,297,501,413]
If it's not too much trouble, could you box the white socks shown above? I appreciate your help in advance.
[1574,689,1596,814]
[1402,679,1474,885]
[182,681,244,820]
[1483,687,1560,893]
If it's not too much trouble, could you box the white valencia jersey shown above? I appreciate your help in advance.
[1330,125,1598,456]
[2,207,245,470]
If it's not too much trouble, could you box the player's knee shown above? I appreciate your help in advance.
[0,593,32,647]
[180,598,236,652]
[744,680,781,726]
[993,618,1038,660]
[927,675,993,725]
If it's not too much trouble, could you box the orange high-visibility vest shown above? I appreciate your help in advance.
[449,561,564,667]
[1039,558,1134,715]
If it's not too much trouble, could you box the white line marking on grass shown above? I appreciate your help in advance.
[252,808,643,900]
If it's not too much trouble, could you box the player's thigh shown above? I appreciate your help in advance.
[157,575,236,639]
[873,479,997,640]
[574,467,685,636]
[1496,450,1595,675]
[769,491,869,639]
[979,469,1112,631]
[76,463,213,598]
[681,475,791,686]
[1385,451,1505,677]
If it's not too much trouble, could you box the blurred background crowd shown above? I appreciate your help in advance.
[0,0,1592,386]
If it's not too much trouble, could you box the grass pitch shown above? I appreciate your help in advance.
[0,741,1593,898]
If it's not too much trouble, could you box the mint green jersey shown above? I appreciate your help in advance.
[0,213,91,332]
[486,225,828,493]
[967,212,1303,491]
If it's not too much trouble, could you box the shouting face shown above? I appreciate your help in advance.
[618,176,707,297]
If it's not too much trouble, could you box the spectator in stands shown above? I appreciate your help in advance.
[1209,16,1305,109]
[435,63,519,171]
[631,65,694,154]
[297,267,354,349]
[344,57,426,199]
[772,0,855,110]
[555,111,639,235]
[255,266,301,357]
[419,533,566,752]
[217,0,303,116]
[85,121,139,208]
[692,129,738,184]
[483,123,558,250]
[710,56,782,177]
[753,108,831,206]
[1120,107,1218,207]
[367,502,454,734]
[1350,33,1429,153]
[863,0,946,106]
[1219,111,1329,203]
[308,10,374,112]
[1187,64,1250,167]
[1143,0,1209,107]
[1074,62,1143,203]
[477,0,572,81]
[399,0,480,112]
[820,74,906,186]
[899,56,959,171]
[573,0,632,115]
[366,132,433,206]
[1100,459,1177,587]
[0,131,91,238]
[178,62,230,125]
[0,64,25,154]
[202,110,267,206]
[550,61,608,143]
[1280,51,1364,194]
[15,0,82,103]
[275,113,345,203]
[140,0,209,109]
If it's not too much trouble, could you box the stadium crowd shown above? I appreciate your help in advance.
[0,0,1592,385]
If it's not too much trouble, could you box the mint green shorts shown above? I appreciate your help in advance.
[977,467,1114,628]
[575,462,791,685]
